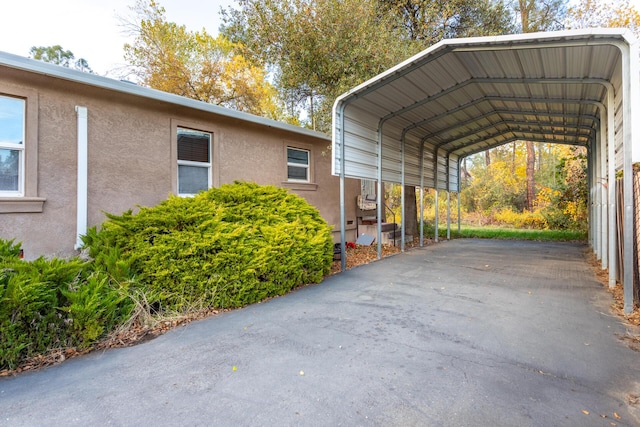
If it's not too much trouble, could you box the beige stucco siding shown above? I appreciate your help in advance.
[0,66,358,259]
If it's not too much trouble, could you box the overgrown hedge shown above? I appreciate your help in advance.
[83,182,334,311]
[1,182,334,371]
[0,240,133,370]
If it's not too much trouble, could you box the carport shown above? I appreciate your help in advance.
[332,29,639,313]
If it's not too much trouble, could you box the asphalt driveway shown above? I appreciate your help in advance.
[1,239,639,426]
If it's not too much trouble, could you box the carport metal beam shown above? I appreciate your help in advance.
[333,30,638,314]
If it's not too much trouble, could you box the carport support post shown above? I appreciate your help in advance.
[458,192,461,232]
[606,84,617,288]
[434,190,439,242]
[622,39,638,314]
[419,186,424,246]
[594,133,601,262]
[447,192,451,240]
[434,147,439,243]
[377,124,383,261]
[419,140,426,247]
[599,118,608,270]
[446,154,451,240]
[338,104,347,272]
[401,135,406,252]
[587,146,596,253]
[458,157,462,233]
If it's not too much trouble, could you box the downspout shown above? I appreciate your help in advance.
[74,106,88,250]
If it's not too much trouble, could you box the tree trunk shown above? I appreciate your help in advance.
[485,149,491,166]
[537,142,543,171]
[519,0,530,32]
[309,90,315,130]
[526,141,535,210]
[403,185,418,237]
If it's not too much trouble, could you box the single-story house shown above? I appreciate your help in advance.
[0,51,360,259]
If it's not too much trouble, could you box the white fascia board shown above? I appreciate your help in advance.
[0,51,330,142]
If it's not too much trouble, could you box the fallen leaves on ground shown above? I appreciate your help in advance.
[330,237,428,275]
[2,238,430,377]
[586,251,639,327]
[0,308,223,377]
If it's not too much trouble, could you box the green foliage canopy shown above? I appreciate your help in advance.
[221,0,416,132]
[29,45,94,73]
[122,0,289,120]
[380,0,514,44]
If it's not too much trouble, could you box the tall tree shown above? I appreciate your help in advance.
[221,0,415,132]
[380,0,514,44]
[515,0,567,32]
[122,0,286,119]
[516,0,567,210]
[525,139,536,210]
[380,0,512,236]
[565,0,640,37]
[29,45,94,73]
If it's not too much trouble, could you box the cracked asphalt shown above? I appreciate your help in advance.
[2,239,639,426]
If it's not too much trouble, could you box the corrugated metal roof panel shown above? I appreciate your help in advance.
[333,28,638,193]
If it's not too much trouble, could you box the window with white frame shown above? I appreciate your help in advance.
[177,128,211,196]
[0,95,25,196]
[287,147,310,182]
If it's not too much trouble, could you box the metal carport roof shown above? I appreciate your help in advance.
[332,29,639,313]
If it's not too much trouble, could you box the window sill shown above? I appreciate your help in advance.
[281,181,318,191]
[0,197,46,213]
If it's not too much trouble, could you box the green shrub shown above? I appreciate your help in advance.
[493,208,547,229]
[0,240,133,369]
[83,182,334,312]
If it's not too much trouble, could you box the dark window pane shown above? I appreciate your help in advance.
[288,165,308,181]
[287,148,308,165]
[0,149,19,191]
[178,165,208,194]
[178,129,210,162]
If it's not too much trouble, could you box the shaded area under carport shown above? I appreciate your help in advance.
[1,240,639,426]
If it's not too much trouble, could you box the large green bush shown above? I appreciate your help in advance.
[83,182,334,311]
[0,240,133,370]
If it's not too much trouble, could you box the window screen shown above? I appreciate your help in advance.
[177,128,211,196]
[287,147,309,182]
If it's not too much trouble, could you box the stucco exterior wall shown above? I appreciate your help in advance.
[0,66,358,259]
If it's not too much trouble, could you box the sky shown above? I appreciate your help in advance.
[1,0,639,77]
[0,0,235,76]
